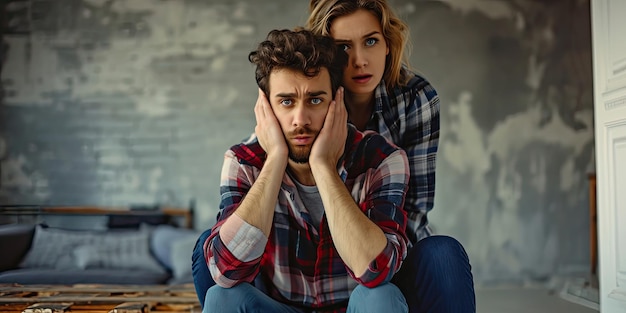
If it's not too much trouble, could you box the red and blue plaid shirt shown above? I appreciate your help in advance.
[204,125,409,312]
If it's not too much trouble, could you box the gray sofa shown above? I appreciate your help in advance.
[0,223,200,285]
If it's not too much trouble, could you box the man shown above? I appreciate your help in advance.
[199,29,410,312]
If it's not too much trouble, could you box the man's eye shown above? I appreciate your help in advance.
[365,38,378,46]
[280,99,293,106]
[311,98,322,105]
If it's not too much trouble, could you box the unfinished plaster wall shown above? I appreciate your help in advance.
[0,0,594,284]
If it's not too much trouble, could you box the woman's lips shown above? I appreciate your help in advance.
[352,74,372,84]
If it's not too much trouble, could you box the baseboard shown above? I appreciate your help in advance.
[559,277,599,311]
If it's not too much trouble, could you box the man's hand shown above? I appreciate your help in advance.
[310,87,347,169]
[254,88,288,163]
[309,87,389,277]
[220,89,288,238]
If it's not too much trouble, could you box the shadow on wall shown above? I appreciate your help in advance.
[2,0,25,202]
[1,35,7,200]
[423,0,594,285]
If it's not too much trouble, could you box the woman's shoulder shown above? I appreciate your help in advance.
[386,68,438,106]
[399,68,437,95]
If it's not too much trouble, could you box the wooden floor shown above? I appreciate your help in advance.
[0,284,201,313]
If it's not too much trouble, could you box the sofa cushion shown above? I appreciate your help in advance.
[151,225,201,284]
[150,225,200,271]
[20,224,166,273]
[73,236,166,274]
[169,233,199,281]
[0,268,170,285]
[0,224,35,271]
[20,225,95,269]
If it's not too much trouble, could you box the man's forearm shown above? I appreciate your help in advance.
[222,156,286,237]
[312,164,387,277]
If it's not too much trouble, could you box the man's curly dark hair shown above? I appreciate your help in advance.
[248,28,347,98]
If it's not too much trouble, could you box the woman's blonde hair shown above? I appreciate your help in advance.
[306,0,411,89]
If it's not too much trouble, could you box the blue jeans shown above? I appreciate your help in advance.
[203,282,407,313]
[192,231,475,313]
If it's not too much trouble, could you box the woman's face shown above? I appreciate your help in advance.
[330,9,388,97]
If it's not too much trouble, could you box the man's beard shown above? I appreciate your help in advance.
[286,127,319,164]
[289,146,310,164]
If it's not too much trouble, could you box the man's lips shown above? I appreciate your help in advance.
[292,136,313,145]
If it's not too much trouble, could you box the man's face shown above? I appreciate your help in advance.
[268,67,333,164]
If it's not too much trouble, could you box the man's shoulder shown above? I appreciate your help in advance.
[345,125,403,168]
[227,135,266,168]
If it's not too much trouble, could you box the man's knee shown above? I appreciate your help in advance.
[203,285,232,310]
[204,283,254,313]
[348,284,407,313]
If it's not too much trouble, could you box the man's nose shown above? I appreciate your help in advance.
[292,105,311,127]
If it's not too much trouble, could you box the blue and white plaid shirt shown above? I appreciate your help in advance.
[361,69,440,245]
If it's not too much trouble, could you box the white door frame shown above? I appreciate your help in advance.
[591,0,626,312]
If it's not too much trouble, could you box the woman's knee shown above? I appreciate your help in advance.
[192,229,216,308]
[408,235,474,293]
[410,235,469,266]
[395,236,475,312]
[192,229,213,261]
[192,229,213,279]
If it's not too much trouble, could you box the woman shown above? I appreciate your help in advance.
[193,1,475,312]
[306,1,475,312]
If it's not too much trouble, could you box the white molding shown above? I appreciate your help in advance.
[600,119,626,312]
[613,58,626,76]
[618,271,626,287]
[613,139,626,288]
[609,289,626,302]
[606,95,626,110]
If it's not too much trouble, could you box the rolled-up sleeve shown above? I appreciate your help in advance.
[204,150,267,288]
[350,149,410,287]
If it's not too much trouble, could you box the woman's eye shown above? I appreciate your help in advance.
[280,99,293,106]
[311,98,322,105]
[338,44,349,51]
[365,38,378,46]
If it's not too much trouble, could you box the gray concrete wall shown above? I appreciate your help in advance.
[0,0,594,285]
